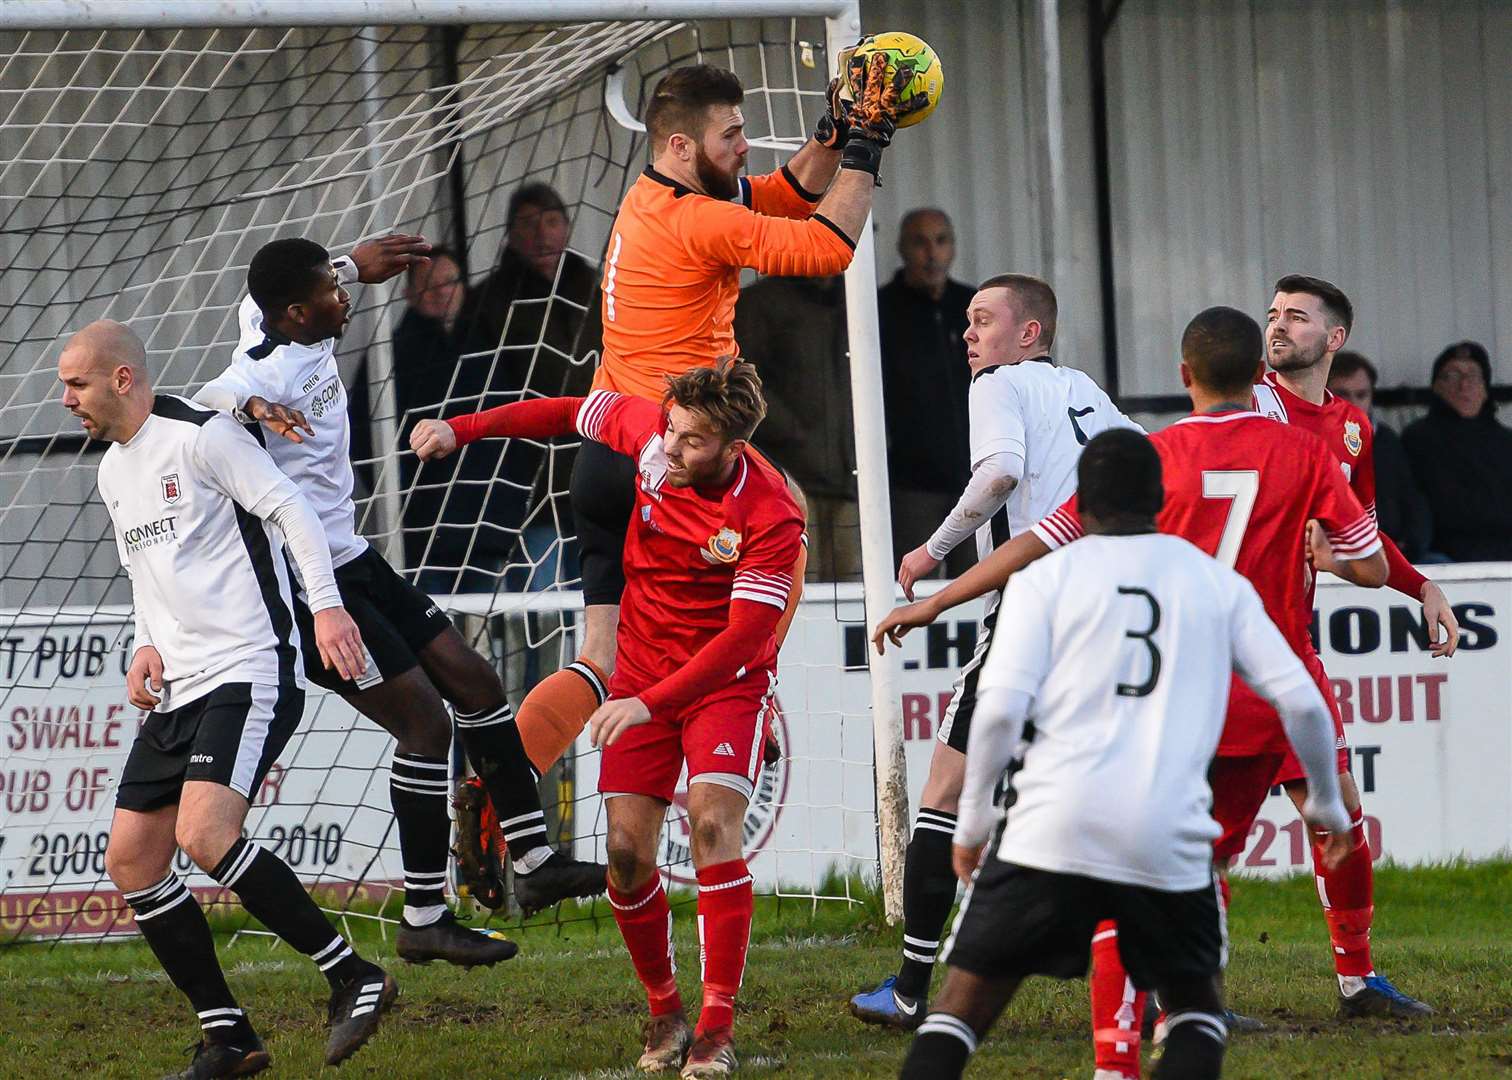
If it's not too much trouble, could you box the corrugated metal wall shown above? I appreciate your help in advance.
[1108,0,1512,399]
[863,0,1511,406]
[857,0,1122,382]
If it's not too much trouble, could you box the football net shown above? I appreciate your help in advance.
[0,7,900,947]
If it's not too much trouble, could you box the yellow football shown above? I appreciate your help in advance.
[841,31,943,128]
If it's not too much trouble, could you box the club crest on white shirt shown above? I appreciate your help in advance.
[160,473,181,504]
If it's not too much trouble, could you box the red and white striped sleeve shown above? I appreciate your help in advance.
[730,567,794,611]
[1323,510,1383,560]
[1030,494,1085,551]
[574,389,661,456]
[1313,453,1383,561]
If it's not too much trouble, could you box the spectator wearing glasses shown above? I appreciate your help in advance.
[1402,341,1512,562]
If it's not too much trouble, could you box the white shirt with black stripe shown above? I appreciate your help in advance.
[967,357,1140,560]
[98,396,340,712]
[194,261,366,574]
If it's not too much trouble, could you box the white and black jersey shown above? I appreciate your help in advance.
[934,359,1139,752]
[972,533,1316,892]
[98,396,341,712]
[967,357,1139,560]
[195,274,366,574]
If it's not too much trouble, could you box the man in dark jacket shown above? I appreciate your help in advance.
[1402,341,1512,562]
[732,273,860,580]
[459,183,601,590]
[1326,351,1433,561]
[878,208,975,577]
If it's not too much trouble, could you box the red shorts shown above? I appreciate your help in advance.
[1210,744,1352,862]
[598,669,777,804]
[1271,728,1350,787]
[1210,753,1287,862]
[1221,650,1349,757]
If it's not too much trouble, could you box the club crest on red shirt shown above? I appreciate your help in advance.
[702,526,742,564]
[1343,420,1362,456]
[160,473,181,503]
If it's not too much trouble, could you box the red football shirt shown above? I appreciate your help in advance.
[1033,409,1381,754]
[1251,371,1428,600]
[575,390,804,701]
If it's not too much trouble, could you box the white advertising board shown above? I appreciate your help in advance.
[0,609,401,940]
[5,564,1508,938]
[572,566,1512,886]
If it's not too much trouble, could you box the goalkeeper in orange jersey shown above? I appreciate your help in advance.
[464,51,919,880]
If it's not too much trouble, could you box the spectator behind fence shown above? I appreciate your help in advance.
[460,182,602,590]
[1402,341,1512,562]
[391,249,510,593]
[1327,350,1434,561]
[878,208,975,578]
[732,273,861,581]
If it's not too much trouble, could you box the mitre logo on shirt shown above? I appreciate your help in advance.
[701,526,742,565]
[301,371,323,394]
[122,515,179,553]
[1343,420,1362,456]
[160,473,181,504]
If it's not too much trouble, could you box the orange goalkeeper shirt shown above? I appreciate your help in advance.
[592,164,856,400]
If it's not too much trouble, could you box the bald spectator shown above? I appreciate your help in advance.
[878,208,974,577]
[1327,351,1433,561]
[1402,341,1512,562]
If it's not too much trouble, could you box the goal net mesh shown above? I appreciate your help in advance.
[0,15,884,947]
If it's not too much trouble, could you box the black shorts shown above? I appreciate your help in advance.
[569,438,637,608]
[116,681,303,812]
[936,595,1000,752]
[291,546,453,693]
[943,858,1226,991]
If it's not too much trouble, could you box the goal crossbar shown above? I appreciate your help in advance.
[0,1,858,31]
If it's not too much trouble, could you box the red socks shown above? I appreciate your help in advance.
[610,860,755,1036]
[1314,810,1375,977]
[694,859,754,1037]
[609,874,682,1017]
[1089,920,1145,1078]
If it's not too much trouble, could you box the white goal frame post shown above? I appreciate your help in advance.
[0,0,910,922]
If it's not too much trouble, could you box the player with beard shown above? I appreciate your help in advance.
[1242,274,1450,1018]
[412,360,803,1077]
[484,56,919,872]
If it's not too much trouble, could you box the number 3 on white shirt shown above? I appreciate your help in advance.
[1202,470,1259,568]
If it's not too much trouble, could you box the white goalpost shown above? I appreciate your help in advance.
[0,0,909,944]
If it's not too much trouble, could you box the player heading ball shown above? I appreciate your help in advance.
[413,359,802,1078]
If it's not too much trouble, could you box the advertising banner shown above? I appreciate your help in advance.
[573,566,1512,885]
[6,564,1508,938]
[0,610,400,940]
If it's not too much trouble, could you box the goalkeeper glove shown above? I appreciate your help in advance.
[813,76,851,149]
[813,45,857,149]
[841,53,915,181]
